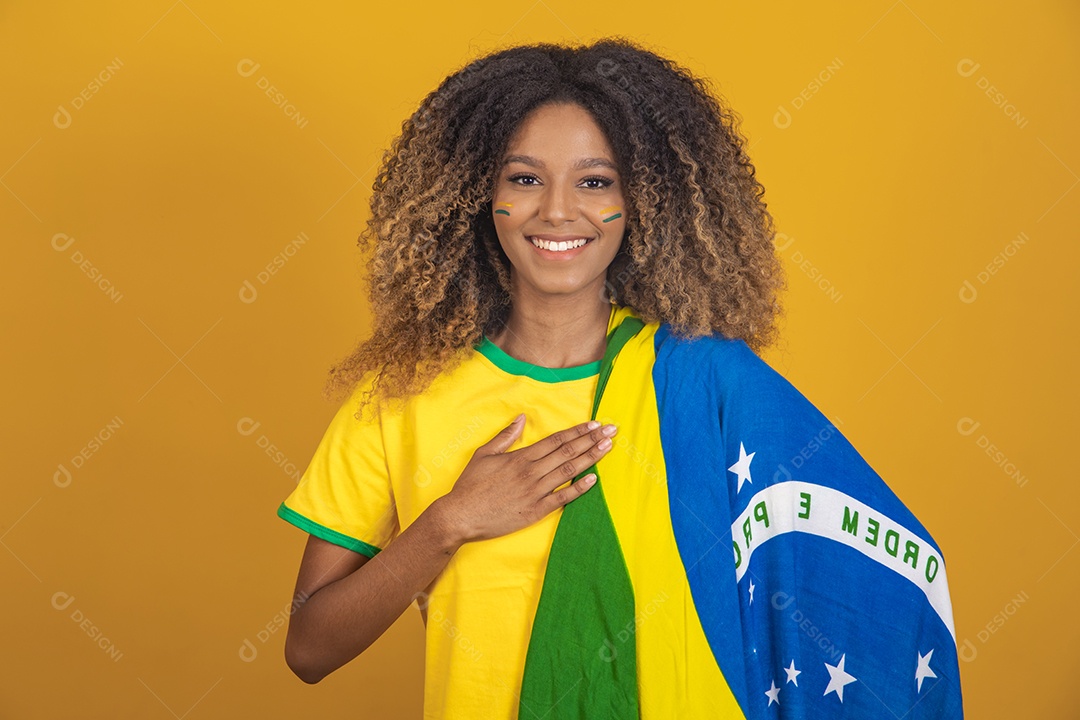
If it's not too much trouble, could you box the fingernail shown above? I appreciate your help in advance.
[583,474,596,485]
[602,424,617,436]
[587,420,600,430]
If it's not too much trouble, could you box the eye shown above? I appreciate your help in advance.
[507,173,539,186]
[581,175,614,190]
[506,173,615,189]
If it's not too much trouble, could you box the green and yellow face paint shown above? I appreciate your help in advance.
[494,202,513,217]
[600,206,623,223]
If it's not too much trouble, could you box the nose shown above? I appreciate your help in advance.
[536,179,579,225]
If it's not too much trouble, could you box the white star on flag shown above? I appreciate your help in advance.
[764,679,781,707]
[728,441,755,493]
[784,659,801,686]
[823,653,857,703]
[916,649,937,692]
[749,579,756,605]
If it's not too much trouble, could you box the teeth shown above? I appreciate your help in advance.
[530,237,590,252]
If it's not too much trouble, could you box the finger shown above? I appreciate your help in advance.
[515,419,602,464]
[531,425,616,489]
[535,447,613,499]
[477,413,526,456]
[537,472,597,515]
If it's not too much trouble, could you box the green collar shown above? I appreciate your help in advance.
[474,305,638,383]
[473,334,601,382]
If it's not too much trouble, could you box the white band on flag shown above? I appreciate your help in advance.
[731,480,956,642]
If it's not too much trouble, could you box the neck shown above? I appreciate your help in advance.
[488,288,614,369]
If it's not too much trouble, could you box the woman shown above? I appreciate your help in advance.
[276,38,963,719]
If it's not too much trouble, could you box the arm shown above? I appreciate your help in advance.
[283,496,462,684]
[282,415,615,683]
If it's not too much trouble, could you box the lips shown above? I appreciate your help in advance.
[527,234,595,243]
[526,235,595,253]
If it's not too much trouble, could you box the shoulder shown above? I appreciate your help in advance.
[651,322,785,393]
[620,306,763,371]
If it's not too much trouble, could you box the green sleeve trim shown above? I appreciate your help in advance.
[276,502,382,558]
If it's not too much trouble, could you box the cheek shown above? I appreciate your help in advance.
[492,202,528,235]
[492,211,515,239]
[492,199,515,220]
[493,218,524,257]
[597,204,625,225]
[600,215,627,245]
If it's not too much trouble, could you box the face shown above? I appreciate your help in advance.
[491,102,626,304]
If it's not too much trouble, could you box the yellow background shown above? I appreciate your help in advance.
[3,1,1076,717]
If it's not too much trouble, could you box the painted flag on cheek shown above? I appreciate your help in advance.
[519,315,964,719]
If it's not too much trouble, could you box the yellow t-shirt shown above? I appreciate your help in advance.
[277,304,636,718]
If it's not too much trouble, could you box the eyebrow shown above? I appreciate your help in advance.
[501,154,619,173]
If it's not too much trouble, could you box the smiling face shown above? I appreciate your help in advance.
[492,102,627,304]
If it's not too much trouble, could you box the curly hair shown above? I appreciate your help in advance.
[325,36,787,421]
